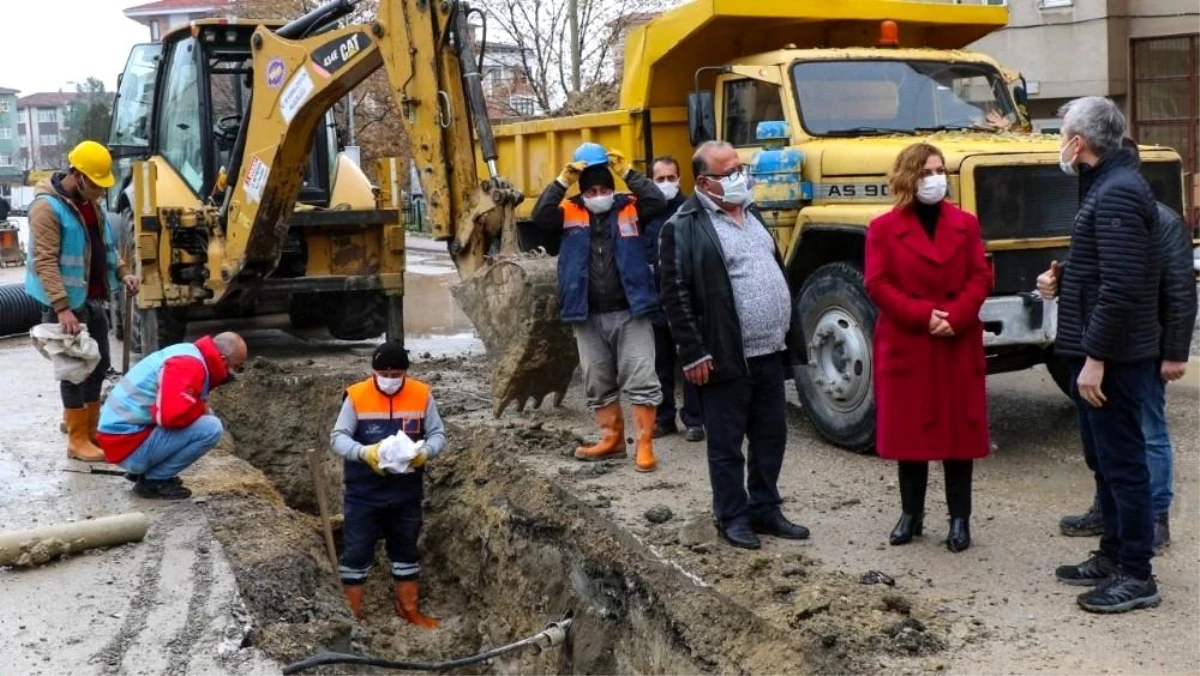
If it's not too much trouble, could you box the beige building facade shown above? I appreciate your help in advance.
[969,0,1199,222]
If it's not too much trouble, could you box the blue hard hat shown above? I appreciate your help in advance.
[573,142,609,167]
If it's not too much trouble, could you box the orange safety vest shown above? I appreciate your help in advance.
[345,377,431,445]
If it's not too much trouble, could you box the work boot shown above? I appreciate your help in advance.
[1077,573,1161,614]
[1060,499,1104,537]
[342,584,366,619]
[65,407,106,462]
[652,419,677,439]
[751,511,810,540]
[574,402,627,461]
[85,401,102,446]
[1055,551,1118,587]
[394,580,439,629]
[718,520,761,550]
[1153,513,1170,554]
[632,404,658,473]
[133,477,192,500]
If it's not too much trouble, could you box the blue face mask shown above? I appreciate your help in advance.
[1059,136,1080,176]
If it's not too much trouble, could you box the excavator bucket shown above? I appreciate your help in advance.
[451,253,578,418]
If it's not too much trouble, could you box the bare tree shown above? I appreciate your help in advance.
[476,0,677,113]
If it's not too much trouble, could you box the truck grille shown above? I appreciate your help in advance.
[973,161,1186,241]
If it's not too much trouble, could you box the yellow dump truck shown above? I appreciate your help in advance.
[483,0,1189,452]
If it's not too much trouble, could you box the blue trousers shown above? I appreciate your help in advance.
[118,415,223,481]
[1071,358,1156,580]
[339,491,423,585]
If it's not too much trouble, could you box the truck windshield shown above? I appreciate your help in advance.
[110,43,162,149]
[791,60,1018,136]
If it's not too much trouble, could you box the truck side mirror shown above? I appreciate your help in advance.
[687,91,717,146]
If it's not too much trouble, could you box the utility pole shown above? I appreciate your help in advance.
[569,0,581,92]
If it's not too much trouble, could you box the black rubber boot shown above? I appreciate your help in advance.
[1060,498,1104,537]
[889,512,924,546]
[946,517,971,553]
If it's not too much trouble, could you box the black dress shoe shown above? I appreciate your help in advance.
[751,512,810,540]
[652,420,677,439]
[947,517,971,553]
[889,512,924,546]
[684,426,705,442]
[718,521,761,550]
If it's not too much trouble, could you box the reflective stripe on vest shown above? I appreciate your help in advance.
[24,193,120,310]
[98,343,210,436]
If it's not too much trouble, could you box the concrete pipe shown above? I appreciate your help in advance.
[0,512,150,568]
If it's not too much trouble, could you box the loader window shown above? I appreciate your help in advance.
[723,79,785,147]
[157,37,204,195]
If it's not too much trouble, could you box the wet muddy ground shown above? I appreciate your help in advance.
[1,240,1198,675]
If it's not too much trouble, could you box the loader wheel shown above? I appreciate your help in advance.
[326,292,387,341]
[134,306,187,355]
[288,293,326,331]
[793,262,877,454]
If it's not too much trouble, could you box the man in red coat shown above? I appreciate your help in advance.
[865,142,993,553]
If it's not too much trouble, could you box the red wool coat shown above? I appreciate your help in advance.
[865,201,993,461]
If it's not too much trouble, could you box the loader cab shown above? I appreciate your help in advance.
[110,23,337,211]
[107,42,161,211]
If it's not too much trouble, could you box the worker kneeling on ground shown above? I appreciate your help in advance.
[25,140,140,463]
[531,142,667,472]
[330,342,445,627]
[96,332,248,500]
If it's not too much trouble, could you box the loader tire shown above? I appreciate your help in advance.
[288,293,326,330]
[793,262,877,454]
[326,292,386,341]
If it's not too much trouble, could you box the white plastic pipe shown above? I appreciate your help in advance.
[0,512,149,568]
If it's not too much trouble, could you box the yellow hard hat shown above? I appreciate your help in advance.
[67,140,115,189]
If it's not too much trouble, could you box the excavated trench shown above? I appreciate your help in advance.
[188,357,945,675]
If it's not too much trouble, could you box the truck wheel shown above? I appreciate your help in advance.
[288,293,326,330]
[326,292,387,341]
[793,262,877,453]
[134,306,187,355]
[1045,352,1074,399]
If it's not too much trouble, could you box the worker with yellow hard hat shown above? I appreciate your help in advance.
[24,140,140,463]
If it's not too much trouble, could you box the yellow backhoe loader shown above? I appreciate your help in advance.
[108,0,577,415]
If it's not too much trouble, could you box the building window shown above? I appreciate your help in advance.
[0,100,8,113]
[508,95,536,117]
[723,78,785,147]
[1131,34,1199,225]
[19,134,28,147]
[40,134,58,147]
[36,108,57,123]
[0,127,10,140]
[0,155,11,167]
[151,19,161,42]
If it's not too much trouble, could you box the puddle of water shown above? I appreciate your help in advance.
[404,271,474,338]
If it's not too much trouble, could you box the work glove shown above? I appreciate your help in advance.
[557,161,588,188]
[359,443,385,476]
[409,441,428,471]
[606,149,630,179]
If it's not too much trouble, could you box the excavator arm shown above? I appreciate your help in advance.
[204,0,574,415]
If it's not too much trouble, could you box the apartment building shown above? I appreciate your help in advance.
[969,0,1199,220]
[15,93,85,172]
[0,87,20,191]
[124,0,225,42]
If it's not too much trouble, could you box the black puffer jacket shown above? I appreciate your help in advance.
[1156,203,1198,362]
[1056,147,1161,362]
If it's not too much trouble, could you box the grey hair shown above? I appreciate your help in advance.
[1057,96,1126,156]
[692,140,734,179]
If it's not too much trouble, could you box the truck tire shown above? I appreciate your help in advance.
[1045,352,1074,399]
[326,292,386,341]
[134,306,187,355]
[793,262,877,453]
[288,293,326,330]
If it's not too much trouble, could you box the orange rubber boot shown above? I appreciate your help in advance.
[65,407,106,462]
[632,404,658,472]
[573,402,627,461]
[343,584,365,619]
[85,402,102,445]
[394,580,439,629]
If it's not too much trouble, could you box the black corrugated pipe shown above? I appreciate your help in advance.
[0,284,42,337]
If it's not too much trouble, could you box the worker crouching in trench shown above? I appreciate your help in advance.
[330,342,445,627]
[531,142,668,472]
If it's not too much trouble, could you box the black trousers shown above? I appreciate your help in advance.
[653,324,703,428]
[698,354,787,527]
[898,460,973,518]
[41,298,110,407]
[1070,358,1156,580]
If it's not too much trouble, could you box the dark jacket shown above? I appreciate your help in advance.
[1155,202,1198,362]
[0,196,10,221]
[644,192,688,325]
[658,195,806,385]
[1056,147,1161,362]
[531,169,667,323]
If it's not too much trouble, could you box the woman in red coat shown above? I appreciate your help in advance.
[865,142,992,553]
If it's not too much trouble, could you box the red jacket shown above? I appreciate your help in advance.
[865,202,992,461]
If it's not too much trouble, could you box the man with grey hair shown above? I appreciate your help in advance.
[1041,96,1162,613]
[658,140,807,550]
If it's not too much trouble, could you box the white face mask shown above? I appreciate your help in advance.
[710,170,751,206]
[657,180,680,201]
[1059,136,1080,176]
[375,375,404,395]
[916,174,947,205]
[583,193,615,214]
